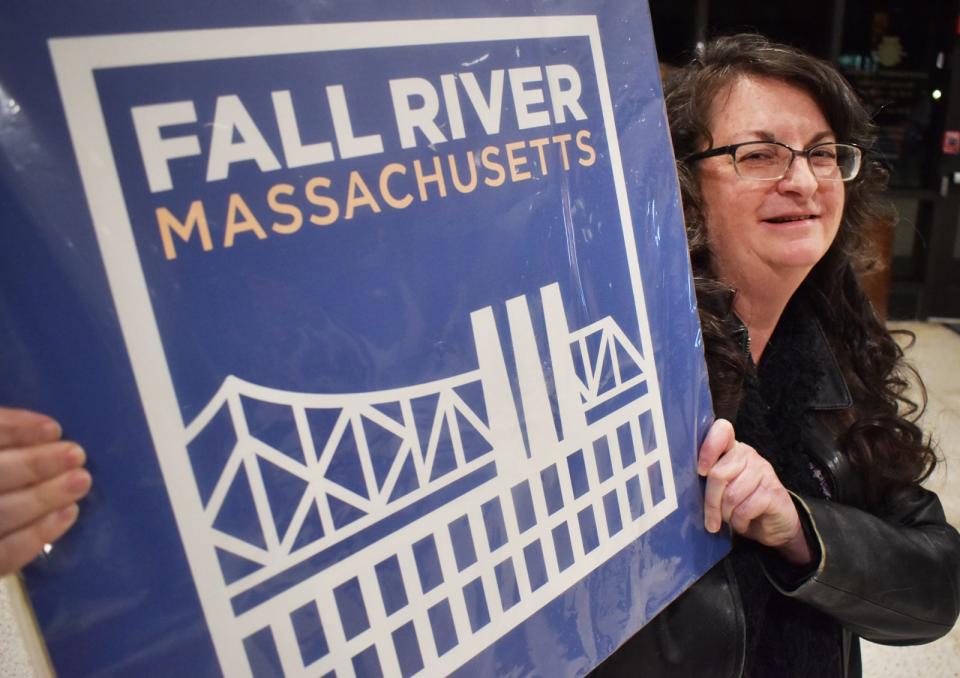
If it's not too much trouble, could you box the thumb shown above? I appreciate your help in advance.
[697,418,735,476]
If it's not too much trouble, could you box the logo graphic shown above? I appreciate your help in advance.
[187,283,675,675]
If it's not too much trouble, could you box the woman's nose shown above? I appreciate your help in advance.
[777,155,820,196]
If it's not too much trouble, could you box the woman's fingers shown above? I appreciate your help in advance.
[0,504,80,575]
[702,443,749,533]
[719,456,767,524]
[731,479,801,547]
[0,407,61,448]
[0,468,92,537]
[727,482,776,535]
[0,441,86,493]
[700,429,795,538]
[0,407,90,576]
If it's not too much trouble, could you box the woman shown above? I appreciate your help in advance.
[595,34,960,677]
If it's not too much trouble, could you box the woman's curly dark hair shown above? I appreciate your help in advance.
[663,33,935,506]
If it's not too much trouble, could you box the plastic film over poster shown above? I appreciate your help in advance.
[1,4,726,676]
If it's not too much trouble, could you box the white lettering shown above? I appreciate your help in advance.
[509,66,550,130]
[206,95,281,183]
[390,77,448,149]
[440,74,466,140]
[131,101,201,193]
[546,64,587,123]
[271,90,335,168]
[460,70,504,135]
[327,84,384,159]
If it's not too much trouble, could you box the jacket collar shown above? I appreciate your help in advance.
[737,293,853,412]
[805,315,853,411]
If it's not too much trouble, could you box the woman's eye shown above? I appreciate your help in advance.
[741,151,775,162]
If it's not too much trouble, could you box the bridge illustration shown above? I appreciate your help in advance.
[180,282,676,677]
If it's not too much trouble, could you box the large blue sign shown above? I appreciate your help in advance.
[0,2,727,676]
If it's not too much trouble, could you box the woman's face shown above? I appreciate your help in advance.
[696,76,845,288]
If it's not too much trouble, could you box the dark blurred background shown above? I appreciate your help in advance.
[649,0,960,320]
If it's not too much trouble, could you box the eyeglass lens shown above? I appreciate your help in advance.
[733,143,860,181]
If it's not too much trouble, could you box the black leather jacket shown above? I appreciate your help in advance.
[593,319,960,677]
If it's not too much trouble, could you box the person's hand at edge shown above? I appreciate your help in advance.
[698,418,812,565]
[0,407,91,576]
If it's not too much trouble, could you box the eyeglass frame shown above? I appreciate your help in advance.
[684,140,864,182]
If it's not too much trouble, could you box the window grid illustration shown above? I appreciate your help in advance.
[184,282,677,676]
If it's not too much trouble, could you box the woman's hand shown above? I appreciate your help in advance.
[0,407,91,576]
[698,418,812,565]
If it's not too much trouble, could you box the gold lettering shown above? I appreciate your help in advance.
[528,137,550,175]
[345,171,382,219]
[481,146,506,187]
[224,193,268,248]
[505,141,532,182]
[267,183,303,234]
[448,151,478,193]
[379,163,413,209]
[156,201,213,261]
[413,156,448,201]
[306,176,340,226]
[576,129,596,167]
[552,133,573,171]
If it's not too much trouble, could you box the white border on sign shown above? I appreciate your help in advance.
[48,16,672,676]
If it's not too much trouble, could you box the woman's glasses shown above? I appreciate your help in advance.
[685,141,863,182]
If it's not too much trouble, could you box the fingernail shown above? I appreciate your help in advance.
[56,503,79,525]
[65,444,86,467]
[65,469,92,494]
[40,420,62,439]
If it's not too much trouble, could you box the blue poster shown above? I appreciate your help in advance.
[0,2,727,676]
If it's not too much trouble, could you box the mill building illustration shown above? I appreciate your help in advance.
[179,282,677,677]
